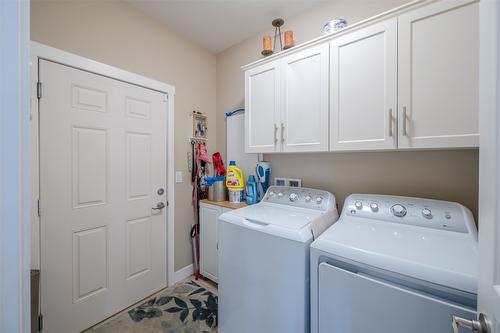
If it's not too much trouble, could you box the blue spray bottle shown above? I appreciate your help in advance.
[246,175,258,205]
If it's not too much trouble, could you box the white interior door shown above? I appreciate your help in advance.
[39,59,168,333]
[245,60,281,153]
[476,0,500,332]
[330,18,397,151]
[398,0,479,149]
[281,43,329,152]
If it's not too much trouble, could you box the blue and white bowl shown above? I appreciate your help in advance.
[323,19,347,34]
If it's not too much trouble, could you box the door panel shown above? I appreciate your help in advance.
[398,0,479,149]
[245,61,280,153]
[200,204,221,282]
[330,18,397,151]
[318,263,476,333]
[281,43,329,152]
[40,59,168,333]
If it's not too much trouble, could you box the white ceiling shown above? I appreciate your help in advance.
[127,0,324,53]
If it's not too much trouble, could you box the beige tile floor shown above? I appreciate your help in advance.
[83,276,218,332]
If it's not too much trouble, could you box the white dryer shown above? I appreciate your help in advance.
[218,186,339,333]
[310,194,478,333]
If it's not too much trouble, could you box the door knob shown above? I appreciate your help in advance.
[452,313,490,333]
[152,202,166,210]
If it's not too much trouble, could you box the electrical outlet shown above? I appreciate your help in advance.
[275,177,287,186]
[288,178,302,187]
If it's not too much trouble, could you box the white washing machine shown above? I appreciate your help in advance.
[218,186,339,333]
[310,194,478,333]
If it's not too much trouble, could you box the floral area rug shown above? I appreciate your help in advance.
[87,281,218,333]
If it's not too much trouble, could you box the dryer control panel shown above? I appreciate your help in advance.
[263,186,336,212]
[343,194,477,235]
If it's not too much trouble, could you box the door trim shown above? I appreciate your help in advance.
[30,42,176,287]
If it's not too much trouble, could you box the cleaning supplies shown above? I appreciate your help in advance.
[226,161,245,189]
[226,161,245,203]
[256,161,271,196]
[246,175,258,205]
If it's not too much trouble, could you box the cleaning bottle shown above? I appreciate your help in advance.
[226,161,245,203]
[246,175,258,205]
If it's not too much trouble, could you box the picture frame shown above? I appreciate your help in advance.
[192,114,208,139]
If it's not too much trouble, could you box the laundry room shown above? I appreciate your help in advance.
[1,0,497,333]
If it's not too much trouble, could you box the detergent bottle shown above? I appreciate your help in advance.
[226,161,245,203]
[246,175,258,205]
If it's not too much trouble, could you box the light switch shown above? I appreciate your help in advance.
[175,171,183,183]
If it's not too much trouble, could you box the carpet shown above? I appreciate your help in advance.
[87,280,218,333]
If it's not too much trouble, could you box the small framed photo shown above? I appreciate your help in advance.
[193,114,207,139]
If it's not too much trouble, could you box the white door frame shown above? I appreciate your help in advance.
[0,1,31,332]
[30,42,176,286]
[478,0,500,329]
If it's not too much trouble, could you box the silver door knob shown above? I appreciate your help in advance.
[153,202,166,210]
[452,313,490,333]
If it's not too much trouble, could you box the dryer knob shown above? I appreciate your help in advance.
[316,197,323,204]
[305,195,312,203]
[277,192,284,198]
[289,193,299,202]
[422,208,433,219]
[391,204,407,217]
[355,201,363,210]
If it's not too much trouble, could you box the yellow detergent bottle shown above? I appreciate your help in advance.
[226,161,245,203]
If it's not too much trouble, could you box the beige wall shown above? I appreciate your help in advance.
[216,0,480,217]
[31,0,217,271]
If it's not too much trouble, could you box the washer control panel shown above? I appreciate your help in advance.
[263,186,335,211]
[343,194,476,234]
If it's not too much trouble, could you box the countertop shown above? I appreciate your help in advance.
[200,199,247,210]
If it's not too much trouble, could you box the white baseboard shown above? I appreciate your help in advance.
[174,264,194,283]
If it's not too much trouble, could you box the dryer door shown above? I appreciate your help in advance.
[318,262,476,333]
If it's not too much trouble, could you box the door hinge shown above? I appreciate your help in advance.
[164,94,168,102]
[37,82,42,99]
[166,201,169,207]
[38,314,43,332]
[37,199,41,217]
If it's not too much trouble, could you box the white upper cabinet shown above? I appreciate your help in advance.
[398,0,479,149]
[330,18,398,151]
[281,43,329,152]
[242,0,479,153]
[245,60,281,153]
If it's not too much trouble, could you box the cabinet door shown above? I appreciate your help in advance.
[330,18,398,151]
[245,60,281,153]
[281,43,330,152]
[200,204,221,282]
[398,0,479,149]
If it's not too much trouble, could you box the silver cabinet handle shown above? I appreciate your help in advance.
[152,202,165,210]
[281,123,285,144]
[388,108,393,137]
[452,314,490,333]
[274,124,278,144]
[402,106,408,136]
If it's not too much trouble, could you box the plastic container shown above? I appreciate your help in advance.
[322,19,347,34]
[207,176,227,202]
[246,175,258,205]
[226,161,245,190]
[228,189,244,203]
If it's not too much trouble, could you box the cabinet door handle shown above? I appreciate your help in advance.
[402,106,408,136]
[281,123,285,144]
[388,108,393,137]
[274,124,278,144]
